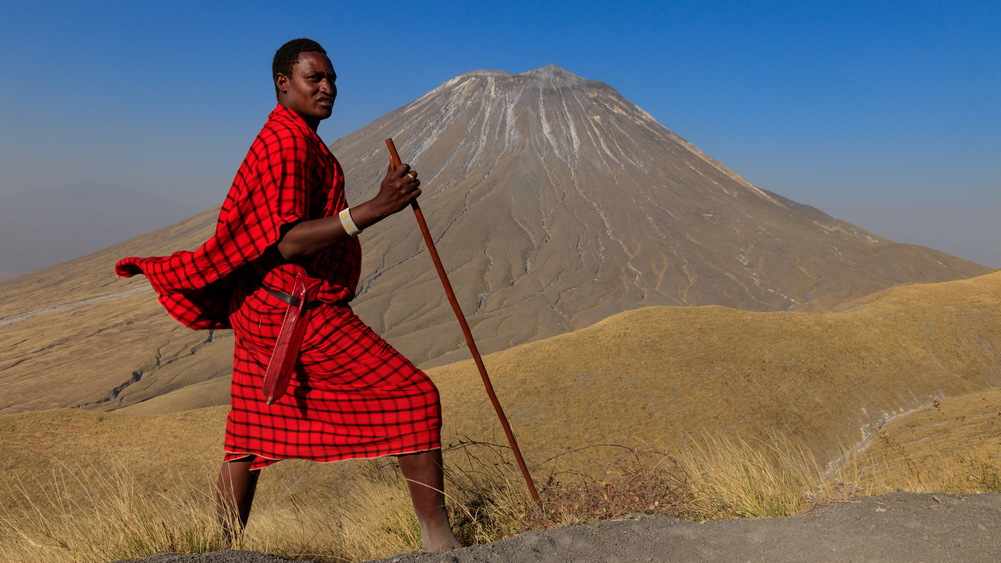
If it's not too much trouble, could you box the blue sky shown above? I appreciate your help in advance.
[1,1,998,266]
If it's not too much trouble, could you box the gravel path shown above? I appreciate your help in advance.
[117,492,1001,563]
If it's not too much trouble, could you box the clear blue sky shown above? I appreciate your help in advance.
[1,1,998,266]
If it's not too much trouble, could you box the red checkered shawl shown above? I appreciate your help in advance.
[115,104,361,326]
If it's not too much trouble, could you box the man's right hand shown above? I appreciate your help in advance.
[275,162,422,261]
[371,162,422,218]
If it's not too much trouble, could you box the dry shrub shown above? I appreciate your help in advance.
[442,431,867,531]
[440,440,687,545]
[538,454,686,524]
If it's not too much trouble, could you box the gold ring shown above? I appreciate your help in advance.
[406,172,417,182]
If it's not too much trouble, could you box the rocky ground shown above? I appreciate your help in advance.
[118,492,1001,562]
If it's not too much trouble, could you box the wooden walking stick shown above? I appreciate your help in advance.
[386,138,541,506]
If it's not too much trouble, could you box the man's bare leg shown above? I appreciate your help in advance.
[397,449,463,552]
[216,457,260,541]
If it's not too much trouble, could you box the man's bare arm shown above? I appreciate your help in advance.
[276,162,420,261]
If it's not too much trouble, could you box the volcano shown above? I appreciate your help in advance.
[331,65,987,366]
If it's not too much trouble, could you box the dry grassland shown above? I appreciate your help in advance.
[0,407,228,508]
[4,394,998,562]
[0,409,427,561]
[2,271,999,561]
[430,270,1001,468]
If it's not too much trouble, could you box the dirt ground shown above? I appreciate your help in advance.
[119,492,1001,562]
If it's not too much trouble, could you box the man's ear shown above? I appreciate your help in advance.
[275,73,289,97]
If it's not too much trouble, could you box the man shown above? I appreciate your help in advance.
[116,38,462,552]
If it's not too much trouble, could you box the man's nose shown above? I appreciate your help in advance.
[320,79,334,94]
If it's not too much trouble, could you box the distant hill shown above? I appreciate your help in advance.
[0,184,199,282]
[423,269,1001,464]
[0,206,229,414]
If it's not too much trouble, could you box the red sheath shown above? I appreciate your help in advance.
[262,274,323,404]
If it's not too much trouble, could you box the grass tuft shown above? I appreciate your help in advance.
[672,430,846,519]
[0,459,227,562]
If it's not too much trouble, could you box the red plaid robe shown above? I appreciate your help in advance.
[116,104,441,470]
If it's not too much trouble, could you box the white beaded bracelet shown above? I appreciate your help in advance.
[339,208,362,236]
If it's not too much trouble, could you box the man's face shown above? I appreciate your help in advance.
[276,51,337,129]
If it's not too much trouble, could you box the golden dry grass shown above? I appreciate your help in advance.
[2,271,999,560]
[0,455,428,562]
[0,407,227,518]
[674,431,829,519]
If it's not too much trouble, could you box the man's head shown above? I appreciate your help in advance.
[273,38,336,130]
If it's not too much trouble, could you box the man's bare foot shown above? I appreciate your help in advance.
[418,518,464,552]
[398,449,464,552]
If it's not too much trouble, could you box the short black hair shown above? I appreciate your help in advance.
[273,38,327,99]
